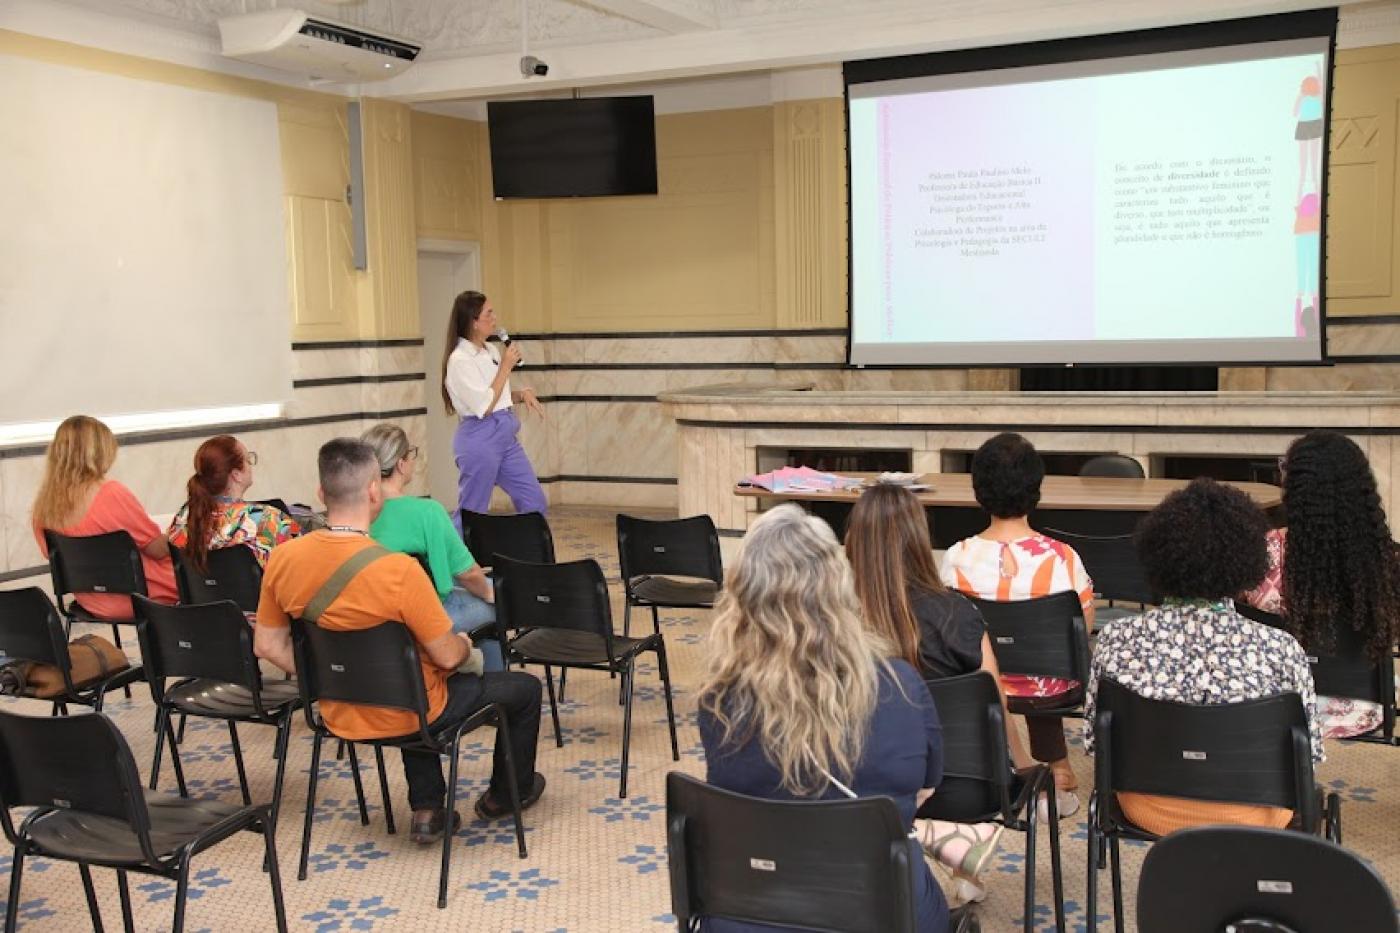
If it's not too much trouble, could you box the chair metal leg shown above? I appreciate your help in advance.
[373,746,395,835]
[557,667,567,702]
[494,709,527,859]
[172,855,191,933]
[117,870,135,933]
[438,738,462,909]
[1023,783,1039,933]
[543,665,563,748]
[150,706,169,791]
[651,605,661,635]
[79,863,105,933]
[298,732,324,881]
[656,642,679,761]
[346,743,370,825]
[1086,795,1100,933]
[228,721,252,806]
[619,656,637,799]
[109,623,132,699]
[1109,835,1125,933]
[623,601,632,638]
[262,812,289,933]
[176,713,187,744]
[165,711,188,798]
[269,716,292,832]
[4,847,24,933]
[1046,777,1066,932]
[335,739,346,760]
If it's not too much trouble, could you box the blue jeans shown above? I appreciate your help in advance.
[443,587,503,672]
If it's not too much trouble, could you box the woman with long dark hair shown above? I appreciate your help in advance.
[168,435,299,571]
[1242,430,1400,737]
[440,290,546,521]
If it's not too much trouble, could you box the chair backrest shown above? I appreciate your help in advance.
[921,672,1014,821]
[494,555,615,645]
[1093,679,1316,822]
[1040,528,1157,605]
[1137,826,1397,933]
[617,514,723,586]
[1079,455,1145,479]
[252,497,291,515]
[136,597,262,701]
[967,591,1090,685]
[290,619,432,740]
[460,510,555,569]
[170,543,264,614]
[44,529,148,610]
[666,771,917,933]
[0,709,157,862]
[0,588,69,670]
[1234,603,1394,730]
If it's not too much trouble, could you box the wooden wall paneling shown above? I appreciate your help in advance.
[358,99,421,339]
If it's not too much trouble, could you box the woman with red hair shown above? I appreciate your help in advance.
[168,435,299,572]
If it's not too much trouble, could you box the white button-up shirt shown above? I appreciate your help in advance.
[444,338,512,419]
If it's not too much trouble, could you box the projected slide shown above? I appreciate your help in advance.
[848,36,1331,366]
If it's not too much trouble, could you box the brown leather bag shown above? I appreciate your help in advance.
[22,634,130,698]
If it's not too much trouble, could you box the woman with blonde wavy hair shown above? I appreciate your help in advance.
[698,504,950,933]
[31,415,178,617]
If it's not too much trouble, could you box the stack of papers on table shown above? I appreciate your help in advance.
[741,466,863,493]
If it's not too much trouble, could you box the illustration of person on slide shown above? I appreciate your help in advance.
[1294,193,1320,338]
[1293,63,1325,200]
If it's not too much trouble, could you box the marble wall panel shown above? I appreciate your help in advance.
[1327,323,1400,356]
[557,481,677,509]
[585,403,673,478]
[551,403,590,478]
[292,348,362,381]
[1267,363,1400,392]
[360,346,425,377]
[776,334,845,364]
[1,455,46,573]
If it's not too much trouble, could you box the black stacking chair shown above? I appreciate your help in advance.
[170,543,264,615]
[44,529,149,653]
[496,555,679,797]
[137,598,300,830]
[969,591,1091,727]
[1137,825,1397,933]
[290,619,527,908]
[1087,679,1341,933]
[1040,528,1157,628]
[921,672,1065,932]
[0,587,144,714]
[616,514,723,637]
[666,772,979,933]
[0,709,286,933]
[252,498,292,516]
[1079,455,1145,479]
[461,509,555,568]
[1236,602,1397,746]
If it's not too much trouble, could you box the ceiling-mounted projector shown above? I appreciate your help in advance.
[218,10,419,82]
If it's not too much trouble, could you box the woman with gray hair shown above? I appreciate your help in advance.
[361,423,502,671]
[698,504,951,932]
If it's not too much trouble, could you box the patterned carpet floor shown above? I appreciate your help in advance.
[0,506,1396,932]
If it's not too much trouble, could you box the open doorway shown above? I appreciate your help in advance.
[417,240,481,513]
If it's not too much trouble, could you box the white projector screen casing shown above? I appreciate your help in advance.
[0,54,291,426]
[846,24,1333,369]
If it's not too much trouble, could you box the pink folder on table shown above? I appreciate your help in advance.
[741,466,862,493]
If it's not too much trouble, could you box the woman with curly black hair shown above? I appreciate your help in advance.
[1242,430,1400,738]
[1085,478,1321,835]
[940,433,1095,820]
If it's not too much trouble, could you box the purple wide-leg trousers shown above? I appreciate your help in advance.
[453,409,548,521]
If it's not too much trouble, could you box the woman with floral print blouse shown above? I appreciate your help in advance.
[1085,478,1321,836]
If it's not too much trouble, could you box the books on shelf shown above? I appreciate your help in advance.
[739,466,863,493]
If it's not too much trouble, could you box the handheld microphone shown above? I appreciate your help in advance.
[494,327,522,363]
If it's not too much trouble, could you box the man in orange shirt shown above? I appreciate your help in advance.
[255,438,544,842]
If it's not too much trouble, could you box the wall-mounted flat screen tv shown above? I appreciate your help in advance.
[488,96,658,199]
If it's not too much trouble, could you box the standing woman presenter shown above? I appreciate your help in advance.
[442,290,548,520]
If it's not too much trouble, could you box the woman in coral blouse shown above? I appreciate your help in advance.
[31,415,179,617]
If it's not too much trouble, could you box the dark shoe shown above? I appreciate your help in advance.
[474,772,546,821]
[409,807,461,844]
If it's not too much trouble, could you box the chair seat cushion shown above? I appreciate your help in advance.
[27,792,254,865]
[629,576,718,608]
[167,678,300,718]
[510,628,653,666]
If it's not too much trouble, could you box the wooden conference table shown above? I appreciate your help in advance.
[735,473,1282,544]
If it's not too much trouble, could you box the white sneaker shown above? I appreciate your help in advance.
[1036,788,1080,823]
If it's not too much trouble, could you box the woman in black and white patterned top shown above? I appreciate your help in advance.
[1084,478,1321,836]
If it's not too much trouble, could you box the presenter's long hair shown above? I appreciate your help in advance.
[182,435,246,572]
[440,290,489,415]
[699,504,890,796]
[1280,431,1400,663]
[846,483,946,669]
[32,415,119,531]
